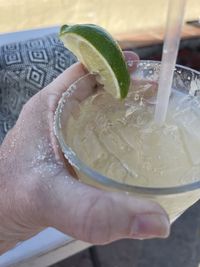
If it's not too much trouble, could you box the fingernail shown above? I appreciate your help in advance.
[132,214,170,239]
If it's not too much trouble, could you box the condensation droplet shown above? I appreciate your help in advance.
[127,60,134,67]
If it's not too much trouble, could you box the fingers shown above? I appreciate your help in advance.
[41,63,99,111]
[43,62,90,97]
[39,173,170,244]
[42,51,139,99]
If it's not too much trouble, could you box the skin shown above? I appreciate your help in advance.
[0,52,170,255]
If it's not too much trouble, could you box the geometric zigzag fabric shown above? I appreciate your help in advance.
[0,33,77,143]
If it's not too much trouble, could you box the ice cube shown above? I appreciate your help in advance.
[180,165,200,185]
[173,103,200,165]
[73,128,107,165]
[107,158,127,182]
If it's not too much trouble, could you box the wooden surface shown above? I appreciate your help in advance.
[52,201,200,267]
[11,239,91,267]
[118,24,200,49]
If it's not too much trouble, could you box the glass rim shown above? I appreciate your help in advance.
[54,60,200,196]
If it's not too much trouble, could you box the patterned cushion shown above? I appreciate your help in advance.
[0,33,77,143]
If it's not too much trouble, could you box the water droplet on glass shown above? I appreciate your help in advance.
[134,93,140,101]
[127,60,134,67]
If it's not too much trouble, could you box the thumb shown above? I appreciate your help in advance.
[39,173,170,244]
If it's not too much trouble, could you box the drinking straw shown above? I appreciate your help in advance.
[154,0,187,125]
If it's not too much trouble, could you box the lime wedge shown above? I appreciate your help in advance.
[59,24,130,99]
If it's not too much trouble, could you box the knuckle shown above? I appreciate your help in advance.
[80,193,113,244]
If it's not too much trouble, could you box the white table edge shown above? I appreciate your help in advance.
[13,239,91,267]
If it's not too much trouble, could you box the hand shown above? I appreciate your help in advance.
[0,52,170,254]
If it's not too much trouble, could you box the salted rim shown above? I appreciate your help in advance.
[54,60,200,195]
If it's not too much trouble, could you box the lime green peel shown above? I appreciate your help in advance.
[59,24,130,99]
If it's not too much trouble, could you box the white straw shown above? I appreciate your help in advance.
[154,0,187,125]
